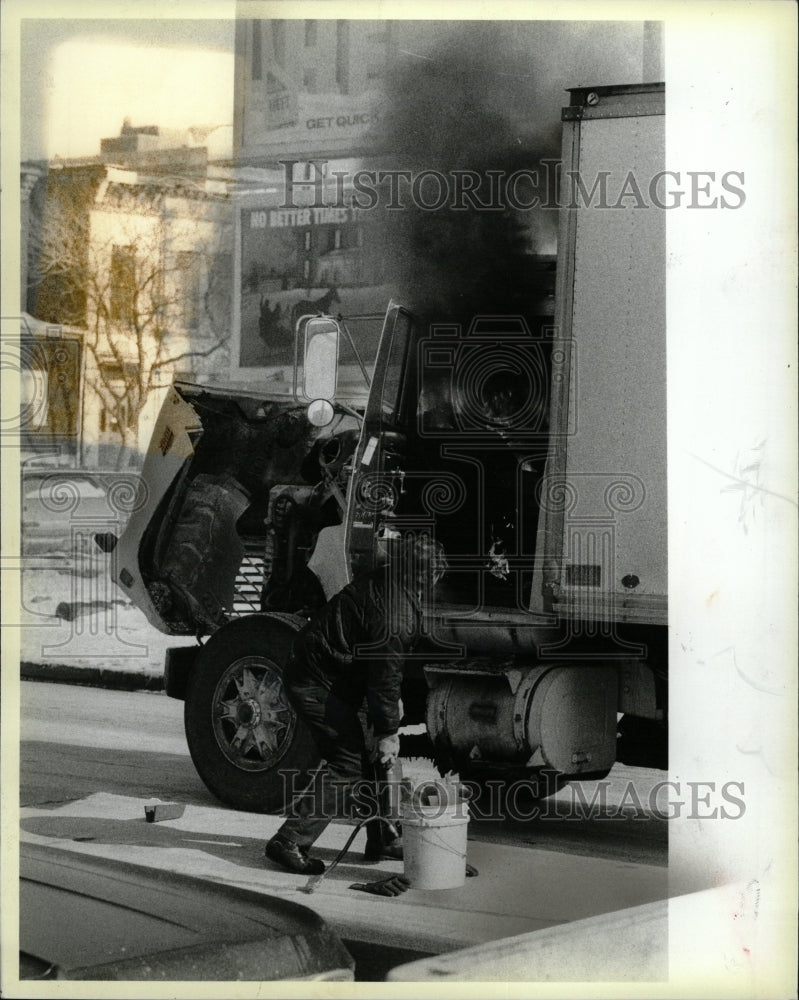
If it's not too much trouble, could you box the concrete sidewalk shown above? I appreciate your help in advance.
[19,790,670,961]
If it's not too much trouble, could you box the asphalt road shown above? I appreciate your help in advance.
[20,681,667,867]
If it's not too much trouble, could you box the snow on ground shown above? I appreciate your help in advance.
[19,556,194,676]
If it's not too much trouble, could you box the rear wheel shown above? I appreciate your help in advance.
[184,614,318,813]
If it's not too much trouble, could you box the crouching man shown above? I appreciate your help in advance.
[265,535,448,875]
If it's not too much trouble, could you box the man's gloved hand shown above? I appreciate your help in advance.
[350,874,410,897]
[374,733,400,765]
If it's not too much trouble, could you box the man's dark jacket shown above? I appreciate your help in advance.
[284,568,422,737]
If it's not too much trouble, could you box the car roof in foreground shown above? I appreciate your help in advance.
[19,841,353,981]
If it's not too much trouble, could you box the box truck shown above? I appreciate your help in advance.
[107,83,666,811]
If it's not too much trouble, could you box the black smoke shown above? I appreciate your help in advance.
[375,25,557,328]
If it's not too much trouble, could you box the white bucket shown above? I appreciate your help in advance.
[401,800,469,890]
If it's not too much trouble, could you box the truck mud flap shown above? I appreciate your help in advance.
[164,645,200,701]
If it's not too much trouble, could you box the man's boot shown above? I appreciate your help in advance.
[265,768,339,875]
[265,834,325,875]
[362,761,403,862]
[362,822,403,863]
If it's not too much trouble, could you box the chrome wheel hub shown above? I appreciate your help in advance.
[212,656,296,771]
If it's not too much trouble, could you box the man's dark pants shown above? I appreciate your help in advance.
[277,677,374,850]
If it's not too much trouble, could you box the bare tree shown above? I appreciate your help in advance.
[29,171,233,467]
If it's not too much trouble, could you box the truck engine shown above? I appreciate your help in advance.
[131,385,361,636]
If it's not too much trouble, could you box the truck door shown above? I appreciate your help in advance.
[345,301,417,575]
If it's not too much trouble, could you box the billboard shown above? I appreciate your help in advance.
[238,202,390,370]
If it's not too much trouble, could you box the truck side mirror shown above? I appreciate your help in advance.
[302,316,340,402]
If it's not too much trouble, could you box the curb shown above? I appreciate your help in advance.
[20,661,164,693]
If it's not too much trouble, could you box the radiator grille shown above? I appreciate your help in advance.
[232,537,266,616]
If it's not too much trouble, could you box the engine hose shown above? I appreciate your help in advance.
[297,815,396,894]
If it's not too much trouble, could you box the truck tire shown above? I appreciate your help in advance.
[184,614,319,813]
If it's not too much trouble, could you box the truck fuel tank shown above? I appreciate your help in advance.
[425,661,618,776]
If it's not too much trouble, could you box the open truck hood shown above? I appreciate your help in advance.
[110,380,361,635]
